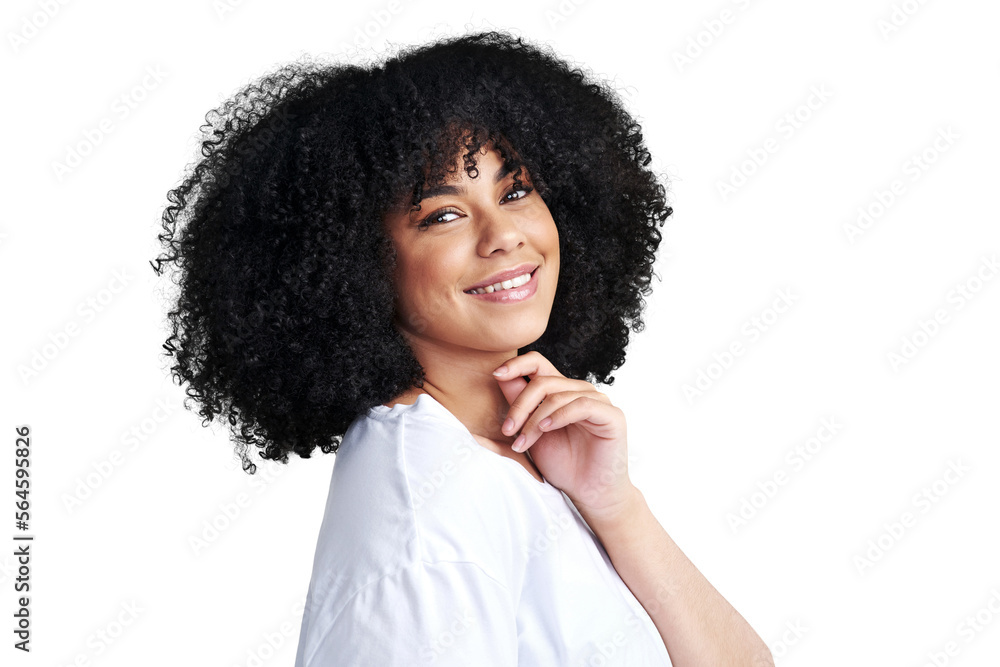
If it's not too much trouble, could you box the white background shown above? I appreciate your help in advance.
[3,0,999,665]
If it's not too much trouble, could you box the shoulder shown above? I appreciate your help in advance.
[354,399,527,568]
[297,403,533,666]
[371,398,554,571]
[302,398,535,607]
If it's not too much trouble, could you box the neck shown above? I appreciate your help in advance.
[394,335,518,444]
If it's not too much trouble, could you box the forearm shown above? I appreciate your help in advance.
[579,485,773,667]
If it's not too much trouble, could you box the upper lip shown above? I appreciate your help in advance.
[464,263,538,292]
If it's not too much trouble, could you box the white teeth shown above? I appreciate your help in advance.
[467,271,532,295]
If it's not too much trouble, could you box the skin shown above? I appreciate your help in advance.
[490,353,774,666]
[380,143,560,482]
[382,141,772,666]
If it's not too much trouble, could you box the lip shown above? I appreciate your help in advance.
[463,263,539,293]
[464,266,539,303]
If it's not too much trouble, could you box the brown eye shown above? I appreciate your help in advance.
[417,207,460,229]
[503,185,534,202]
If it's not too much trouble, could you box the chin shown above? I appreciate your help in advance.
[515,319,552,350]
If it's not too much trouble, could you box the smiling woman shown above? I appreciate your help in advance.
[381,144,561,485]
[383,146,559,343]
[151,29,770,667]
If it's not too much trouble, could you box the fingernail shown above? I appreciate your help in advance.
[493,366,508,376]
[512,434,525,452]
[538,417,551,430]
[502,417,514,434]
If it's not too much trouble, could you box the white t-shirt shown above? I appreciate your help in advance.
[293,392,672,666]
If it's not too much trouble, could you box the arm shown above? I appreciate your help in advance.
[578,485,774,667]
[492,352,773,666]
[298,560,518,667]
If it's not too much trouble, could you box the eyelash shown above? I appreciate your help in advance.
[416,184,535,230]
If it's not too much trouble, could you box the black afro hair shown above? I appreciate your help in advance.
[151,30,672,473]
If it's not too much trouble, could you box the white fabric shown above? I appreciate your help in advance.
[294,392,672,666]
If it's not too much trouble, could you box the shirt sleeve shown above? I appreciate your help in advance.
[300,559,518,667]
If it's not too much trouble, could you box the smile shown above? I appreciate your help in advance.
[464,268,539,302]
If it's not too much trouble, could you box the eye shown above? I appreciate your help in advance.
[416,207,461,230]
[503,184,534,202]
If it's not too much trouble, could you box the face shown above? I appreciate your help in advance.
[382,145,560,358]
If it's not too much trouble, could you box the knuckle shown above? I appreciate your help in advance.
[541,375,560,389]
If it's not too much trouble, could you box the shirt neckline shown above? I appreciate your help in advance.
[369,393,559,492]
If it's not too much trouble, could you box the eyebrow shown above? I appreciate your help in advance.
[418,161,515,200]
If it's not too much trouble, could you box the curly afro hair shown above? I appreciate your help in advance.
[151,30,672,473]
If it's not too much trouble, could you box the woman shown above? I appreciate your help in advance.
[152,30,772,666]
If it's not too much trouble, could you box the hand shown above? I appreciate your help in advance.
[493,351,635,522]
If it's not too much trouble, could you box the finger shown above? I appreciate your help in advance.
[503,382,572,442]
[493,350,564,383]
[510,390,581,452]
[515,394,619,453]
[502,376,603,436]
[493,351,568,425]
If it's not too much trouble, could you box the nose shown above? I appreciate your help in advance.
[476,204,526,257]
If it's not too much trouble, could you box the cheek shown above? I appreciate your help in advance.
[536,213,560,259]
[394,249,459,316]
[406,251,450,290]
[540,217,560,287]
[531,200,559,243]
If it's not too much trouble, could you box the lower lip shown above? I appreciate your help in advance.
[464,269,539,303]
